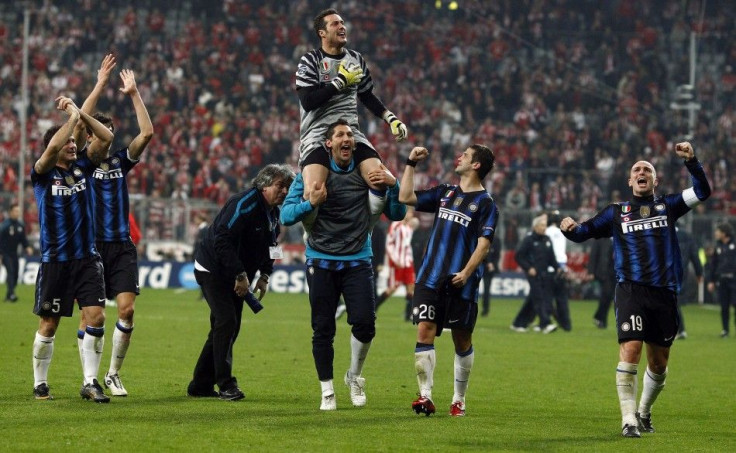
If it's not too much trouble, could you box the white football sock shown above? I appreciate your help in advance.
[349,334,371,378]
[452,347,474,403]
[320,379,334,396]
[616,361,638,427]
[33,332,55,387]
[109,320,133,374]
[638,367,667,417]
[82,326,105,385]
[414,346,436,400]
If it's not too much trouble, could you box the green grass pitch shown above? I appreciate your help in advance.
[1,285,734,452]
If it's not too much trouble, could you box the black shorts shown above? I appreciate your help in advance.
[33,256,106,317]
[412,282,478,336]
[614,281,679,347]
[301,143,380,168]
[97,240,140,299]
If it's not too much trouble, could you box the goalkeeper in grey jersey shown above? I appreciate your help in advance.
[295,8,407,229]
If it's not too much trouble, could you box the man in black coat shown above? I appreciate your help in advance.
[511,214,559,333]
[0,203,33,302]
[188,164,295,401]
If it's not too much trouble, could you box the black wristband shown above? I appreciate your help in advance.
[406,158,418,167]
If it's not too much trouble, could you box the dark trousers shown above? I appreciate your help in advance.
[551,275,571,331]
[593,277,616,327]
[481,271,496,315]
[192,270,244,391]
[512,275,554,328]
[2,254,19,298]
[717,277,736,333]
[307,263,375,381]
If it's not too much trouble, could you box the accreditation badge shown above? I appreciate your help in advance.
[269,246,284,259]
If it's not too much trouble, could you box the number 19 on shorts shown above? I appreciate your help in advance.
[621,315,642,332]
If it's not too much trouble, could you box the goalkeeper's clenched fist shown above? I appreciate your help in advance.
[332,61,363,91]
[382,110,408,142]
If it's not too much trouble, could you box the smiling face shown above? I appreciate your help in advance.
[326,124,355,168]
[58,136,78,166]
[454,147,478,176]
[628,160,657,197]
[320,13,347,50]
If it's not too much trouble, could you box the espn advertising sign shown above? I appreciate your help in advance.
[2,257,530,297]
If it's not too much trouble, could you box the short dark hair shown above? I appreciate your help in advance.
[253,164,295,190]
[91,112,114,134]
[42,125,62,149]
[547,210,561,226]
[469,144,495,180]
[717,222,733,238]
[325,118,350,140]
[313,8,339,40]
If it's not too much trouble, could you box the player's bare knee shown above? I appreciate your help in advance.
[83,307,105,327]
[38,317,60,337]
[117,296,135,322]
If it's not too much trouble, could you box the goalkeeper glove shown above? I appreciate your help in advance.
[382,111,408,142]
[331,61,363,91]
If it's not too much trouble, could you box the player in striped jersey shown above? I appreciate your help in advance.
[399,144,499,417]
[75,56,154,397]
[295,9,407,230]
[31,96,113,403]
[561,142,711,437]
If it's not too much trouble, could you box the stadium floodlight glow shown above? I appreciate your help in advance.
[449,1,459,9]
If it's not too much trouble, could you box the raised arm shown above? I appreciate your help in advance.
[79,109,113,165]
[399,147,429,206]
[75,54,116,147]
[675,141,711,206]
[35,97,80,175]
[120,69,153,160]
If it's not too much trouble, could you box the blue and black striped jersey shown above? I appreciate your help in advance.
[31,156,98,262]
[415,184,499,301]
[564,159,711,292]
[92,148,138,242]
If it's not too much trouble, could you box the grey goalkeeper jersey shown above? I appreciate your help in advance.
[308,162,370,256]
[295,48,376,163]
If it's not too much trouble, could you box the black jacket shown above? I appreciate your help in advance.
[587,237,615,282]
[515,232,558,276]
[194,188,276,282]
[0,219,29,256]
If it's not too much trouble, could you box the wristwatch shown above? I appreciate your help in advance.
[236,272,247,282]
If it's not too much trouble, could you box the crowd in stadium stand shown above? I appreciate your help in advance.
[1,0,735,243]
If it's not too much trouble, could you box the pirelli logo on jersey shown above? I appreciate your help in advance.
[438,207,471,227]
[51,179,87,196]
[621,215,668,233]
[93,167,124,180]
